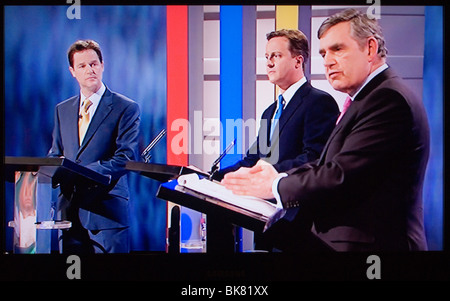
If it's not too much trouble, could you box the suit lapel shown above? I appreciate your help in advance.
[317,68,393,165]
[317,101,358,164]
[77,89,113,156]
[277,82,311,135]
[269,82,310,147]
[63,96,82,157]
[263,104,277,143]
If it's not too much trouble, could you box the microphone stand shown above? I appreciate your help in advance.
[141,129,166,163]
[208,139,236,180]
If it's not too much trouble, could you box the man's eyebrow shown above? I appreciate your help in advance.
[265,51,282,56]
[319,42,345,55]
[329,42,345,50]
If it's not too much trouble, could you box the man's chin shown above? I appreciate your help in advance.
[329,81,348,94]
[83,83,101,93]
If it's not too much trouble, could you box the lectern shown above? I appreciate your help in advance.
[126,162,210,253]
[4,156,110,253]
[125,161,209,182]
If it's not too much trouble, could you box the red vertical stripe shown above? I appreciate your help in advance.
[166,5,188,166]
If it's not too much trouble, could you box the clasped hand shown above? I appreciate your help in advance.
[221,160,279,199]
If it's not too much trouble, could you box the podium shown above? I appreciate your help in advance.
[126,162,211,253]
[4,156,110,253]
[157,180,269,233]
[156,178,272,254]
[126,162,273,252]
[125,161,209,182]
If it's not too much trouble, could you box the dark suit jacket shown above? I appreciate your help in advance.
[278,68,430,251]
[216,81,339,178]
[48,87,140,231]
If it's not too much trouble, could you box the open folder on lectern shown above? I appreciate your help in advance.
[157,173,286,233]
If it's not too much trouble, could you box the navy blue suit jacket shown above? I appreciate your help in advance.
[48,87,140,230]
[216,81,339,178]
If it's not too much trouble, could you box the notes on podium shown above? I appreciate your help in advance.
[157,173,286,233]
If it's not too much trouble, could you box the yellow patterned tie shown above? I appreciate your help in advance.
[78,99,93,145]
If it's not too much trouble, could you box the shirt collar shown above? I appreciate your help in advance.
[278,76,307,107]
[350,63,388,101]
[80,82,106,109]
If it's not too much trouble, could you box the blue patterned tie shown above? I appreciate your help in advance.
[270,94,285,139]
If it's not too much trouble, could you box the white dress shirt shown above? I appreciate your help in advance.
[79,82,106,126]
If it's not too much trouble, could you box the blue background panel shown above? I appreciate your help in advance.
[4,6,168,252]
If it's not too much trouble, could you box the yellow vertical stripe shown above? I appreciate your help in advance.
[275,5,299,95]
[276,5,298,30]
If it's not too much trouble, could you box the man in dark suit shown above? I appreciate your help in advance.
[48,40,140,253]
[222,9,430,252]
[215,29,338,178]
[211,29,338,252]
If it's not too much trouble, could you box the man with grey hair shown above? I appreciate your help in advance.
[222,9,430,252]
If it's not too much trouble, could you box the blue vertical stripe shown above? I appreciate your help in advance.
[220,6,243,168]
[423,6,443,250]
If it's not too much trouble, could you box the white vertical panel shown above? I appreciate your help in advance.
[203,19,220,75]
[204,5,219,13]
[255,11,275,137]
[202,81,221,167]
[310,16,327,75]
[256,18,275,75]
[257,5,275,11]
[203,11,221,169]
[255,80,275,136]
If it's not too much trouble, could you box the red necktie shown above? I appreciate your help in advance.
[336,96,352,125]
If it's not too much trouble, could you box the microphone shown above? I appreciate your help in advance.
[141,129,166,163]
[209,139,235,179]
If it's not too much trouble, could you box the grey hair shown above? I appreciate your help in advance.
[318,8,388,58]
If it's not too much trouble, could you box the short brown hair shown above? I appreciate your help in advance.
[267,29,309,70]
[318,8,387,58]
[67,39,103,67]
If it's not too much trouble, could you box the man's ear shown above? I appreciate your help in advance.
[295,55,304,69]
[69,66,76,78]
[367,37,379,62]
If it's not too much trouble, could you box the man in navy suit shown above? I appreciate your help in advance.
[216,29,338,179]
[223,10,430,252]
[211,30,338,252]
[48,40,140,253]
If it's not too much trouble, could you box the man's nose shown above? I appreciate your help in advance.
[322,53,335,68]
[85,65,94,73]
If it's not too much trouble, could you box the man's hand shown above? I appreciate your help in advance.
[221,160,279,199]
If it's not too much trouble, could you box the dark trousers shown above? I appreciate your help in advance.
[60,205,129,254]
